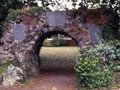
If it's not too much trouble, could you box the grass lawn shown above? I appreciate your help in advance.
[40,46,80,71]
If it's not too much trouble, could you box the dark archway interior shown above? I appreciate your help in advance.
[34,30,79,73]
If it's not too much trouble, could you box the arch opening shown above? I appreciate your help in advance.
[33,30,80,73]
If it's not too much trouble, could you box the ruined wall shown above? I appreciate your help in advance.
[0,8,108,75]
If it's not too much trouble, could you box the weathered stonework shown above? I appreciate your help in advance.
[0,8,108,76]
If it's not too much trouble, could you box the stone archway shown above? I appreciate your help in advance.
[0,8,108,75]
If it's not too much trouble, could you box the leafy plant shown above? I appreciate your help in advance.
[81,40,120,67]
[9,61,21,67]
[74,40,120,89]
[6,9,23,21]
[6,7,46,21]
[0,65,8,77]
[74,56,114,89]
[28,7,46,15]
[0,56,22,78]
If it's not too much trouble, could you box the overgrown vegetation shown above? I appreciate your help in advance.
[74,57,114,89]
[81,40,120,68]
[6,7,46,21]
[0,6,46,41]
[74,40,120,89]
[101,8,119,41]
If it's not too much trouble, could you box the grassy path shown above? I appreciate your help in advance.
[40,46,80,72]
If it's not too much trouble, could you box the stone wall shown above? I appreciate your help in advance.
[0,8,108,75]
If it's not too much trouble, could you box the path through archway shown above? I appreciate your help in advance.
[33,32,79,90]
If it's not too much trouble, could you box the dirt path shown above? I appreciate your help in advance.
[0,69,77,90]
[30,72,77,90]
[1,71,120,90]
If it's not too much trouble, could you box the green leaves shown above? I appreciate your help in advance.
[52,36,66,46]
[74,53,114,89]
[74,40,120,89]
[88,0,100,3]
[81,40,120,65]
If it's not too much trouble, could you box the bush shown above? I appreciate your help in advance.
[74,56,114,89]
[81,40,120,67]
[52,36,66,46]
[74,40,120,89]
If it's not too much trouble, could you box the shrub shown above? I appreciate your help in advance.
[74,40,120,89]
[81,40,120,67]
[74,56,114,89]
[52,36,66,46]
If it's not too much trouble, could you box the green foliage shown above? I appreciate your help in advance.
[101,9,119,41]
[74,40,120,89]
[0,0,37,38]
[88,0,101,3]
[52,36,67,46]
[0,65,8,77]
[0,61,21,77]
[6,9,23,21]
[28,7,46,15]
[9,61,21,67]
[74,56,114,89]
[0,56,22,77]
[81,40,120,66]
[0,0,24,38]
[6,7,46,21]
[0,56,10,77]
[24,77,32,86]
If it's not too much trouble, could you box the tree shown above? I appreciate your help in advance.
[0,0,37,38]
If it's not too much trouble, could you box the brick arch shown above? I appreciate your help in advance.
[0,9,108,75]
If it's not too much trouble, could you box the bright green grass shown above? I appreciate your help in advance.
[40,46,80,70]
